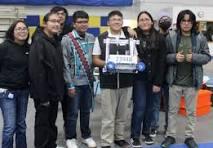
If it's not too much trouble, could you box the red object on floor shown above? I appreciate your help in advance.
[178,89,212,116]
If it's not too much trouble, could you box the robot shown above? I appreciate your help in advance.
[103,38,145,73]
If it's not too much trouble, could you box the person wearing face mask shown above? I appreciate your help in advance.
[158,14,172,134]
[130,11,166,147]
[0,20,30,148]
[29,12,65,148]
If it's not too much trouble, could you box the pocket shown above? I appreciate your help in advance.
[0,90,14,99]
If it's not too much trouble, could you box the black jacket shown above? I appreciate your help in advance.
[135,27,166,86]
[98,31,133,89]
[57,24,73,41]
[29,28,64,103]
[0,39,29,89]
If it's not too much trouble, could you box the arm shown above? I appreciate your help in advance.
[122,26,137,38]
[92,38,105,68]
[153,34,166,87]
[93,55,105,68]
[192,35,211,65]
[165,35,177,64]
[29,39,49,103]
[0,42,6,69]
[61,36,76,97]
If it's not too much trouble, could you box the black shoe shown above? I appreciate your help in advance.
[101,146,111,148]
[161,136,176,148]
[114,140,129,147]
[150,129,157,138]
[184,137,198,148]
[130,138,142,148]
[144,135,154,145]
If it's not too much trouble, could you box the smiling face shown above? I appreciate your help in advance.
[138,13,153,32]
[107,14,123,33]
[43,13,60,35]
[14,22,28,42]
[73,18,89,34]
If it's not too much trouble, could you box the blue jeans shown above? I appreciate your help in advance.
[131,79,160,138]
[65,85,92,139]
[0,89,29,148]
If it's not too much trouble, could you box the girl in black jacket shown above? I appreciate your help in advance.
[130,11,166,147]
[0,20,30,148]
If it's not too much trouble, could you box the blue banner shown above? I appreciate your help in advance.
[0,0,133,6]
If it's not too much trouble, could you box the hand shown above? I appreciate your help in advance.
[67,88,76,98]
[127,27,137,38]
[40,101,50,107]
[176,50,185,62]
[186,49,192,62]
[153,85,161,93]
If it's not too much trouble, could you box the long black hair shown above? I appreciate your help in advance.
[176,9,197,33]
[137,11,154,31]
[5,19,29,44]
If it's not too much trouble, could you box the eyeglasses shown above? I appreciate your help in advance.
[15,27,28,32]
[48,19,60,23]
[109,18,122,22]
[139,18,151,22]
[75,20,89,24]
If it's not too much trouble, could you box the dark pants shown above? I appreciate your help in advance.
[34,100,58,148]
[0,89,29,148]
[161,84,169,131]
[65,85,92,139]
[131,79,160,138]
[61,86,68,126]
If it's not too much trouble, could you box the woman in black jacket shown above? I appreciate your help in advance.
[0,20,30,148]
[130,11,166,147]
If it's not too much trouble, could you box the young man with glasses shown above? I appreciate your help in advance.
[161,10,211,148]
[61,10,96,148]
[93,10,133,148]
[50,6,73,41]
[29,12,65,148]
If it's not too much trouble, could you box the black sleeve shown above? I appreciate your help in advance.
[0,42,7,69]
[29,39,49,103]
[153,34,166,86]
[122,26,130,38]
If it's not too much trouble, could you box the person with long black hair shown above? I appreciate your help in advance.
[0,20,30,148]
[130,11,166,147]
[161,9,211,148]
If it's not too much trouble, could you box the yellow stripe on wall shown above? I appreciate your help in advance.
[100,27,108,33]
[89,16,100,27]
[39,16,44,27]
[29,27,36,38]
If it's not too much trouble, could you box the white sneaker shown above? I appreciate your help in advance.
[82,137,97,148]
[66,139,78,148]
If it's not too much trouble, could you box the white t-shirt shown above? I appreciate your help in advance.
[92,29,126,55]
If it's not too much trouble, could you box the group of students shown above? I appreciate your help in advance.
[0,5,211,148]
